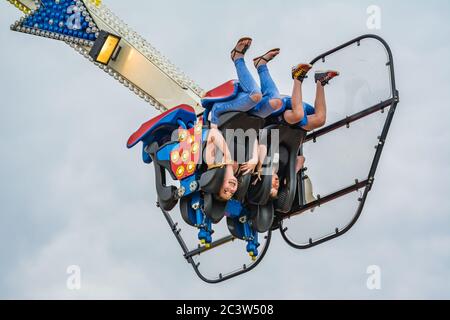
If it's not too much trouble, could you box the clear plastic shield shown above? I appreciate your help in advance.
[280,35,398,249]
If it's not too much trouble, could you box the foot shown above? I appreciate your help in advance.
[253,48,281,69]
[292,63,312,82]
[315,70,340,86]
[231,37,252,62]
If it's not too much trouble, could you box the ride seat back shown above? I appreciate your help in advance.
[199,167,228,223]
[247,127,275,206]
[127,104,197,164]
[264,124,307,213]
[201,80,240,111]
[218,112,264,202]
[146,142,178,211]
[250,202,275,233]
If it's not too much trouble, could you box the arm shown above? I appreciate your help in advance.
[241,138,259,175]
[251,144,267,184]
[207,128,233,164]
[249,138,259,164]
[257,144,268,172]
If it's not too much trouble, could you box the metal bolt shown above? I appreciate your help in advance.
[177,187,185,198]
[192,202,200,210]
[189,181,198,192]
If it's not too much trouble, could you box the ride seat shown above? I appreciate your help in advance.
[201,80,240,110]
[127,104,197,164]
[263,123,307,213]
[127,104,198,212]
[199,167,228,223]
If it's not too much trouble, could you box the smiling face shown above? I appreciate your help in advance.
[270,173,280,198]
[218,175,238,201]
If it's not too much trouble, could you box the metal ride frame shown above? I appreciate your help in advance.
[279,34,399,249]
[165,34,399,283]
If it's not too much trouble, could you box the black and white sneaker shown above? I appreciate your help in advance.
[315,70,340,86]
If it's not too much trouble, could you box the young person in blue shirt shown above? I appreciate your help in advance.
[210,37,340,199]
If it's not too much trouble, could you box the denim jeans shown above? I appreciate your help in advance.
[210,59,283,124]
[249,64,282,119]
[210,58,261,125]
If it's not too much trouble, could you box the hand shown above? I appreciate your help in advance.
[252,169,262,185]
[240,161,257,176]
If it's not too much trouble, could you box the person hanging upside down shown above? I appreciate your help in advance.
[254,144,307,199]
[203,126,259,201]
[209,37,283,127]
[209,37,340,200]
[253,56,340,198]
[217,37,340,130]
[207,37,286,196]
[205,37,282,201]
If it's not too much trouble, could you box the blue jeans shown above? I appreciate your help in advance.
[210,58,261,125]
[249,64,281,118]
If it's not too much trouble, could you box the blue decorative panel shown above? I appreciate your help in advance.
[11,0,99,46]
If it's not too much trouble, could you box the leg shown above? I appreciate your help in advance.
[234,58,262,102]
[254,49,282,111]
[258,65,282,111]
[283,79,305,124]
[302,81,327,131]
[248,51,283,119]
[210,92,259,126]
[301,70,340,130]
[248,65,283,119]
[230,38,262,102]
[283,63,313,125]
[314,80,327,126]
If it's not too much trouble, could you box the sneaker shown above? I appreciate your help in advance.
[315,70,340,86]
[292,63,313,81]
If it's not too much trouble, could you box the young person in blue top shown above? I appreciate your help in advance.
[250,46,340,199]
[209,37,283,128]
[209,37,340,199]
[210,37,339,131]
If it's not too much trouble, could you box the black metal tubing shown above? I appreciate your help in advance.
[310,34,397,93]
[284,179,369,219]
[305,98,394,143]
[280,34,399,249]
[185,235,235,259]
[161,208,272,284]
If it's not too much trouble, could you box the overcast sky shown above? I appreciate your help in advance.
[0,0,449,299]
